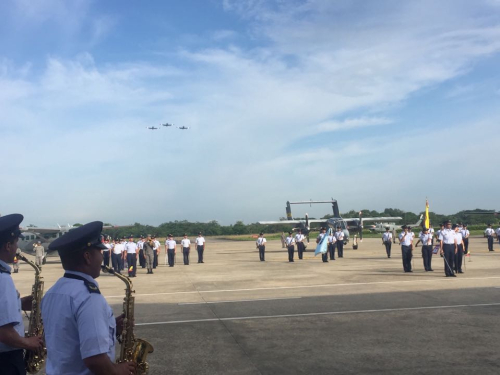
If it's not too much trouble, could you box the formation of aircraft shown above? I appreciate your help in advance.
[146,123,189,130]
[259,199,402,249]
[367,214,423,233]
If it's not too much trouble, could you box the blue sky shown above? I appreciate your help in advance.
[1,0,499,226]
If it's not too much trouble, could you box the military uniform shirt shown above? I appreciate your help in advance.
[419,232,433,245]
[294,234,304,243]
[285,236,295,246]
[113,243,124,255]
[41,271,115,375]
[327,234,336,244]
[137,240,144,250]
[256,237,266,246]
[485,228,495,236]
[195,237,205,246]
[317,233,325,241]
[34,245,45,257]
[436,230,442,239]
[166,240,176,250]
[455,231,463,244]
[460,229,469,239]
[0,260,25,353]
[125,241,138,254]
[496,228,500,237]
[335,231,344,241]
[104,243,112,252]
[439,229,456,244]
[181,239,191,247]
[382,232,392,242]
[153,240,160,250]
[399,232,413,246]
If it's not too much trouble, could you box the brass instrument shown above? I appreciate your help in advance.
[17,252,46,374]
[101,265,154,374]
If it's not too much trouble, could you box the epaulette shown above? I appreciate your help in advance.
[0,264,11,274]
[63,273,101,294]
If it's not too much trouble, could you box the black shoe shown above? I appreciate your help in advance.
[458,270,464,273]
[429,269,434,271]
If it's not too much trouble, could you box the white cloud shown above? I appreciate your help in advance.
[315,117,393,133]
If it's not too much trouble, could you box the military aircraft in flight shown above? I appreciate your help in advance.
[162,123,173,127]
[259,200,402,249]
[177,126,189,130]
[367,214,423,233]
[147,126,159,130]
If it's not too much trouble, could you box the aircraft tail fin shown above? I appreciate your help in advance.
[286,201,293,220]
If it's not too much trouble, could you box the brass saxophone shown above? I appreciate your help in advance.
[17,251,46,374]
[101,265,154,374]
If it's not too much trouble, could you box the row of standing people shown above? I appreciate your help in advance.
[102,233,207,276]
[393,221,470,276]
[256,227,346,262]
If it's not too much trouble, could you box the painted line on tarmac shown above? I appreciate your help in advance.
[177,296,302,305]
[136,302,500,326]
[106,276,500,298]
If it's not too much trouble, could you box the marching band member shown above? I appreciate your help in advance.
[382,227,392,258]
[285,231,295,262]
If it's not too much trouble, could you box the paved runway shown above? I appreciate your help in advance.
[14,236,500,374]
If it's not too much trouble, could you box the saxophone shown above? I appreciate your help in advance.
[101,265,154,374]
[17,252,46,374]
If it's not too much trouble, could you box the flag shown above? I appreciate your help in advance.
[424,199,430,229]
[315,228,331,256]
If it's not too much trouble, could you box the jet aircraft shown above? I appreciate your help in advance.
[259,200,402,249]
[177,126,189,130]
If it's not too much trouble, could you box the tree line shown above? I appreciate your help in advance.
[99,208,499,238]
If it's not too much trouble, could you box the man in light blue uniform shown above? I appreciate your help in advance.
[41,221,135,375]
[0,214,44,375]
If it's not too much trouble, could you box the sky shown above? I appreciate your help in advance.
[1,0,499,226]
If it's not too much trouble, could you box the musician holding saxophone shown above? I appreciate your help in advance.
[41,221,136,375]
[0,214,44,375]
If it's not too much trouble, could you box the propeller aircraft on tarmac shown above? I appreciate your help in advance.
[19,223,129,261]
[367,214,423,233]
[259,200,402,249]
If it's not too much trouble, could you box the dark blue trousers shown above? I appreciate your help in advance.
[126,253,137,276]
[258,245,265,261]
[197,245,204,263]
[112,253,121,273]
[297,242,305,259]
[183,247,190,265]
[102,250,110,267]
[337,241,344,257]
[463,238,469,254]
[0,349,25,375]
[455,244,464,272]
[384,242,392,257]
[167,249,175,266]
[288,245,295,262]
[443,244,455,276]
[422,245,432,271]
[328,243,336,260]
[488,236,494,251]
[401,245,412,271]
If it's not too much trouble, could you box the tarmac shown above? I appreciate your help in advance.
[13,236,500,374]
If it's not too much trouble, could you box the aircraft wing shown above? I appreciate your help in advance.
[258,220,325,225]
[21,227,61,234]
[343,216,403,222]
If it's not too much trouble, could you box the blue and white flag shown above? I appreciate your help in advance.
[315,228,331,256]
